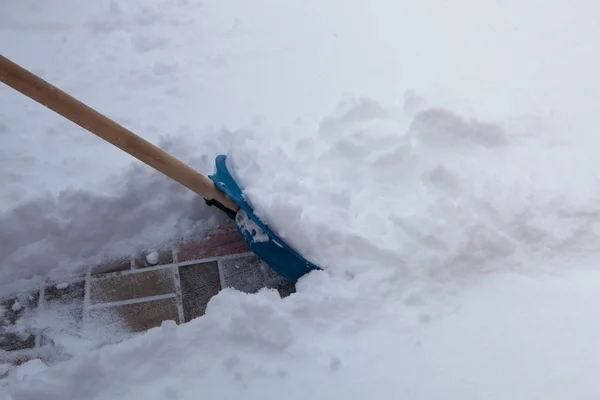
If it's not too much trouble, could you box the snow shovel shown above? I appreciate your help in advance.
[0,54,319,283]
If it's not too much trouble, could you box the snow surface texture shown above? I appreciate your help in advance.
[4,0,600,398]
[231,97,600,281]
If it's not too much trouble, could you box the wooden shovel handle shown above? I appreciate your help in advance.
[0,54,239,212]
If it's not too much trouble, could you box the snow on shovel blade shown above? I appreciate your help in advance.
[209,155,320,283]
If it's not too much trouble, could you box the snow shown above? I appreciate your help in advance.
[7,271,600,400]
[235,210,270,243]
[3,0,600,399]
[54,283,69,290]
[145,252,160,266]
[10,302,21,313]
[3,360,47,385]
[229,98,600,283]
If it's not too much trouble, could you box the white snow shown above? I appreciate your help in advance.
[10,302,21,313]
[3,0,600,399]
[3,359,47,385]
[235,210,270,243]
[145,251,160,266]
[54,283,69,290]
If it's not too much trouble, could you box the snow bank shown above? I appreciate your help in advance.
[230,97,600,282]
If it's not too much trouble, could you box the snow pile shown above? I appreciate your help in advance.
[230,97,600,282]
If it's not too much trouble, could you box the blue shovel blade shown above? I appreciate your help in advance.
[208,155,320,283]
